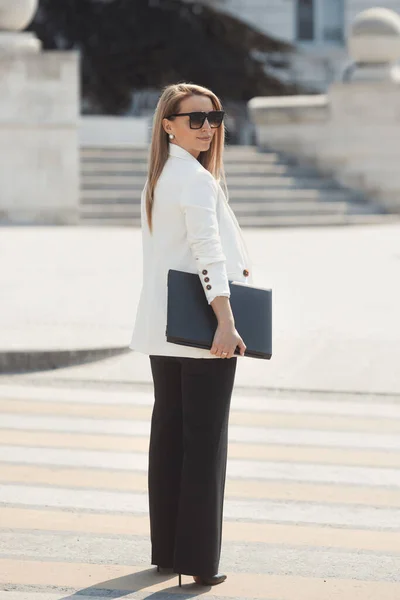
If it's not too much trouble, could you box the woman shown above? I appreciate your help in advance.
[129,83,253,587]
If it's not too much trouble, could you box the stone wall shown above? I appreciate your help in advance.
[248,82,400,212]
[0,51,79,224]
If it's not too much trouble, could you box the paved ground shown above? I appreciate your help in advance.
[0,375,399,599]
[1,223,400,599]
[1,223,400,394]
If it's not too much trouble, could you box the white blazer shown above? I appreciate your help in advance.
[129,142,254,359]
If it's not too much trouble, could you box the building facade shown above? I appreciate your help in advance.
[215,0,400,89]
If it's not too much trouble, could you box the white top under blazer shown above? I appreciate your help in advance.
[129,142,254,359]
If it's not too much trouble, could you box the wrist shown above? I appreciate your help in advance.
[218,317,234,326]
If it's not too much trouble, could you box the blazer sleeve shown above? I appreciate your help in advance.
[180,169,231,305]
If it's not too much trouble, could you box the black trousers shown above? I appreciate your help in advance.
[148,354,237,576]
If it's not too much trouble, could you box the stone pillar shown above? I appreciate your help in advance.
[345,8,400,83]
[0,0,80,225]
[0,0,41,52]
[248,8,400,213]
[328,8,400,210]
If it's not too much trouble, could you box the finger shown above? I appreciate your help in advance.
[210,338,220,354]
[210,331,220,355]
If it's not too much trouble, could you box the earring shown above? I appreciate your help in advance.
[169,133,175,140]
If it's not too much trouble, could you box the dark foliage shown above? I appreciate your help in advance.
[28,0,300,114]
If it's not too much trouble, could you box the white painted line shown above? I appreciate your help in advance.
[231,397,400,419]
[0,384,154,406]
[1,384,400,418]
[228,459,400,487]
[0,484,399,529]
[231,427,400,450]
[2,414,400,450]
[0,446,147,472]
[0,446,400,488]
[0,415,149,436]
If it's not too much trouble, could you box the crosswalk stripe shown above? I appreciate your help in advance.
[0,383,400,419]
[0,384,155,406]
[2,463,400,506]
[1,483,400,528]
[1,559,400,599]
[1,383,400,599]
[1,383,399,417]
[1,464,400,506]
[1,445,400,487]
[2,430,400,468]
[2,399,400,432]
[2,506,399,551]
[2,414,400,449]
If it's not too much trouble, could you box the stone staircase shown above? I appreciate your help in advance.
[80,145,397,227]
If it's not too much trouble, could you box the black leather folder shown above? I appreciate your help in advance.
[166,269,272,359]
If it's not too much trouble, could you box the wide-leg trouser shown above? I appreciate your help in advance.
[148,354,237,576]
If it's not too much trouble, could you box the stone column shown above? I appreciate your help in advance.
[0,0,40,52]
[326,8,400,211]
[0,0,80,225]
[345,7,400,83]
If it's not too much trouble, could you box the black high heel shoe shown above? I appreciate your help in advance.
[178,572,227,586]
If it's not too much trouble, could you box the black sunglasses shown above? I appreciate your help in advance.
[166,110,225,129]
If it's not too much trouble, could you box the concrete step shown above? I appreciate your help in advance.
[81,174,338,190]
[81,154,283,165]
[80,146,281,163]
[224,165,320,176]
[81,143,258,153]
[81,163,320,177]
[80,196,349,207]
[228,197,381,213]
[78,145,390,227]
[82,163,148,174]
[79,201,349,218]
[80,145,253,154]
[78,213,400,228]
[80,196,374,209]
[82,176,145,189]
[80,187,355,202]
[79,216,142,227]
[235,213,400,227]
[80,148,148,161]
[231,201,349,215]
[81,156,286,167]
[79,198,383,217]
[225,188,354,200]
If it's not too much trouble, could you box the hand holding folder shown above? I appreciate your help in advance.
[166,269,272,360]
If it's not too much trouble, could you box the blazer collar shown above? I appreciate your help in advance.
[168,142,200,163]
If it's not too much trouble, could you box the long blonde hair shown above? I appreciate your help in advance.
[145,83,228,233]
